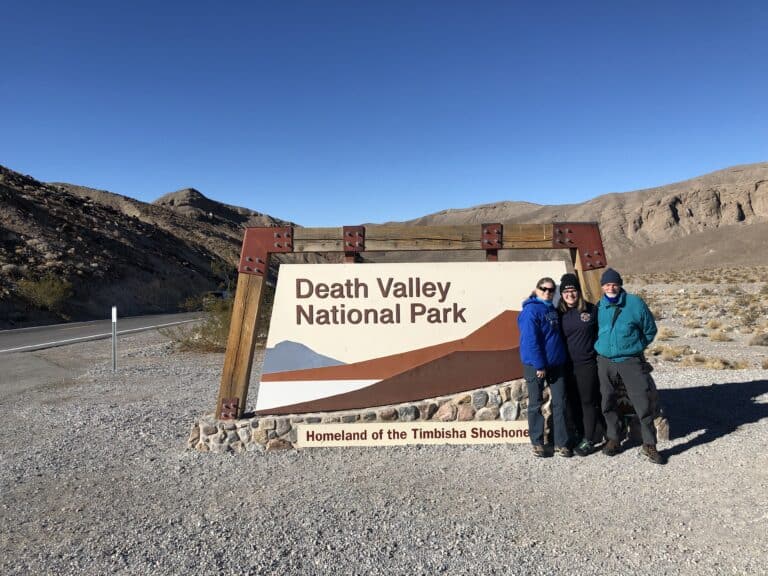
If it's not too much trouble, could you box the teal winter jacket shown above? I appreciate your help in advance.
[594,291,657,361]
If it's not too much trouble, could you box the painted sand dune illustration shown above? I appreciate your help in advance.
[257,310,522,414]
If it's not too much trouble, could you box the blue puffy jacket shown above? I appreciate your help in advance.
[595,290,657,361]
[517,296,567,369]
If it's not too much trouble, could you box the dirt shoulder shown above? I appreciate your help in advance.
[1,322,767,575]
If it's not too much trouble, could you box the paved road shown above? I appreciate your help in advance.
[0,312,203,354]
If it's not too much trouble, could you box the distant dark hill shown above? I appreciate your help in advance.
[262,341,345,373]
[0,166,289,327]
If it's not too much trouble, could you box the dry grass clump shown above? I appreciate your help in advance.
[709,331,732,342]
[679,355,750,370]
[762,358,768,370]
[707,319,722,329]
[656,327,676,341]
[683,318,702,328]
[749,332,768,346]
[648,344,693,362]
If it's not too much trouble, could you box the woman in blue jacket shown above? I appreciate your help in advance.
[517,277,571,457]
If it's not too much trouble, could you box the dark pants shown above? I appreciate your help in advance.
[523,364,568,448]
[598,356,657,446]
[567,360,604,444]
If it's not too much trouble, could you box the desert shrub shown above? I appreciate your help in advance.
[749,332,768,346]
[649,344,691,361]
[17,273,73,312]
[167,297,233,353]
[181,293,205,312]
[657,327,676,341]
[740,306,762,327]
[709,331,732,342]
[707,319,722,329]
[762,358,768,370]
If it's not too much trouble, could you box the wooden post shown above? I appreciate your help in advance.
[215,271,267,419]
[573,249,605,304]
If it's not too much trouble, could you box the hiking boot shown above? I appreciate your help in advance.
[555,446,573,458]
[574,439,595,457]
[602,439,621,456]
[532,445,550,458]
[640,444,665,465]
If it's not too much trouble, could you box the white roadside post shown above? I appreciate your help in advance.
[111,306,117,372]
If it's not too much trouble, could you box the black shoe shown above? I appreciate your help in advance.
[574,439,595,457]
[602,439,621,456]
[640,444,665,465]
[555,446,573,458]
[532,445,549,458]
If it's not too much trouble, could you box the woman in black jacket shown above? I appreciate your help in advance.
[557,273,604,456]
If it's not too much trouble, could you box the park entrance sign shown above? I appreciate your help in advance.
[214,223,607,420]
[256,261,566,414]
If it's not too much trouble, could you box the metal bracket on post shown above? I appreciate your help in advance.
[552,222,605,270]
[343,226,365,263]
[482,223,503,261]
[238,226,294,276]
[220,398,240,420]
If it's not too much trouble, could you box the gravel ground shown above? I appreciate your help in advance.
[1,328,767,576]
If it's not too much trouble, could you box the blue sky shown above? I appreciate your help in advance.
[2,1,766,226]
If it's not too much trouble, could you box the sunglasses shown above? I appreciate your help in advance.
[537,286,555,293]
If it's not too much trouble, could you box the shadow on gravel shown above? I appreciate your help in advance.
[659,379,768,458]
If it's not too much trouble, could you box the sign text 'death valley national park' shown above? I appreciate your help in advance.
[256,261,566,414]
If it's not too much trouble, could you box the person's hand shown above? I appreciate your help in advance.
[536,369,546,379]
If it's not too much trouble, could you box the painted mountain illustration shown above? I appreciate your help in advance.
[262,341,346,373]
[256,310,522,414]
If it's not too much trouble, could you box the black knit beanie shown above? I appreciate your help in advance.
[600,268,623,286]
[559,273,581,292]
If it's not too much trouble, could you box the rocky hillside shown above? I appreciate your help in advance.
[409,163,768,266]
[0,166,289,327]
[3,161,767,328]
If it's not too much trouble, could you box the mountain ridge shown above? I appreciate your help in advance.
[2,161,766,327]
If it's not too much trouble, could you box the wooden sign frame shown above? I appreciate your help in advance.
[215,222,607,419]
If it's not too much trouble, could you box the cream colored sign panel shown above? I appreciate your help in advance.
[294,421,530,448]
[265,262,563,362]
[257,261,566,414]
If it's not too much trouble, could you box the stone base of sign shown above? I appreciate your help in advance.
[189,378,542,453]
[188,379,667,453]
